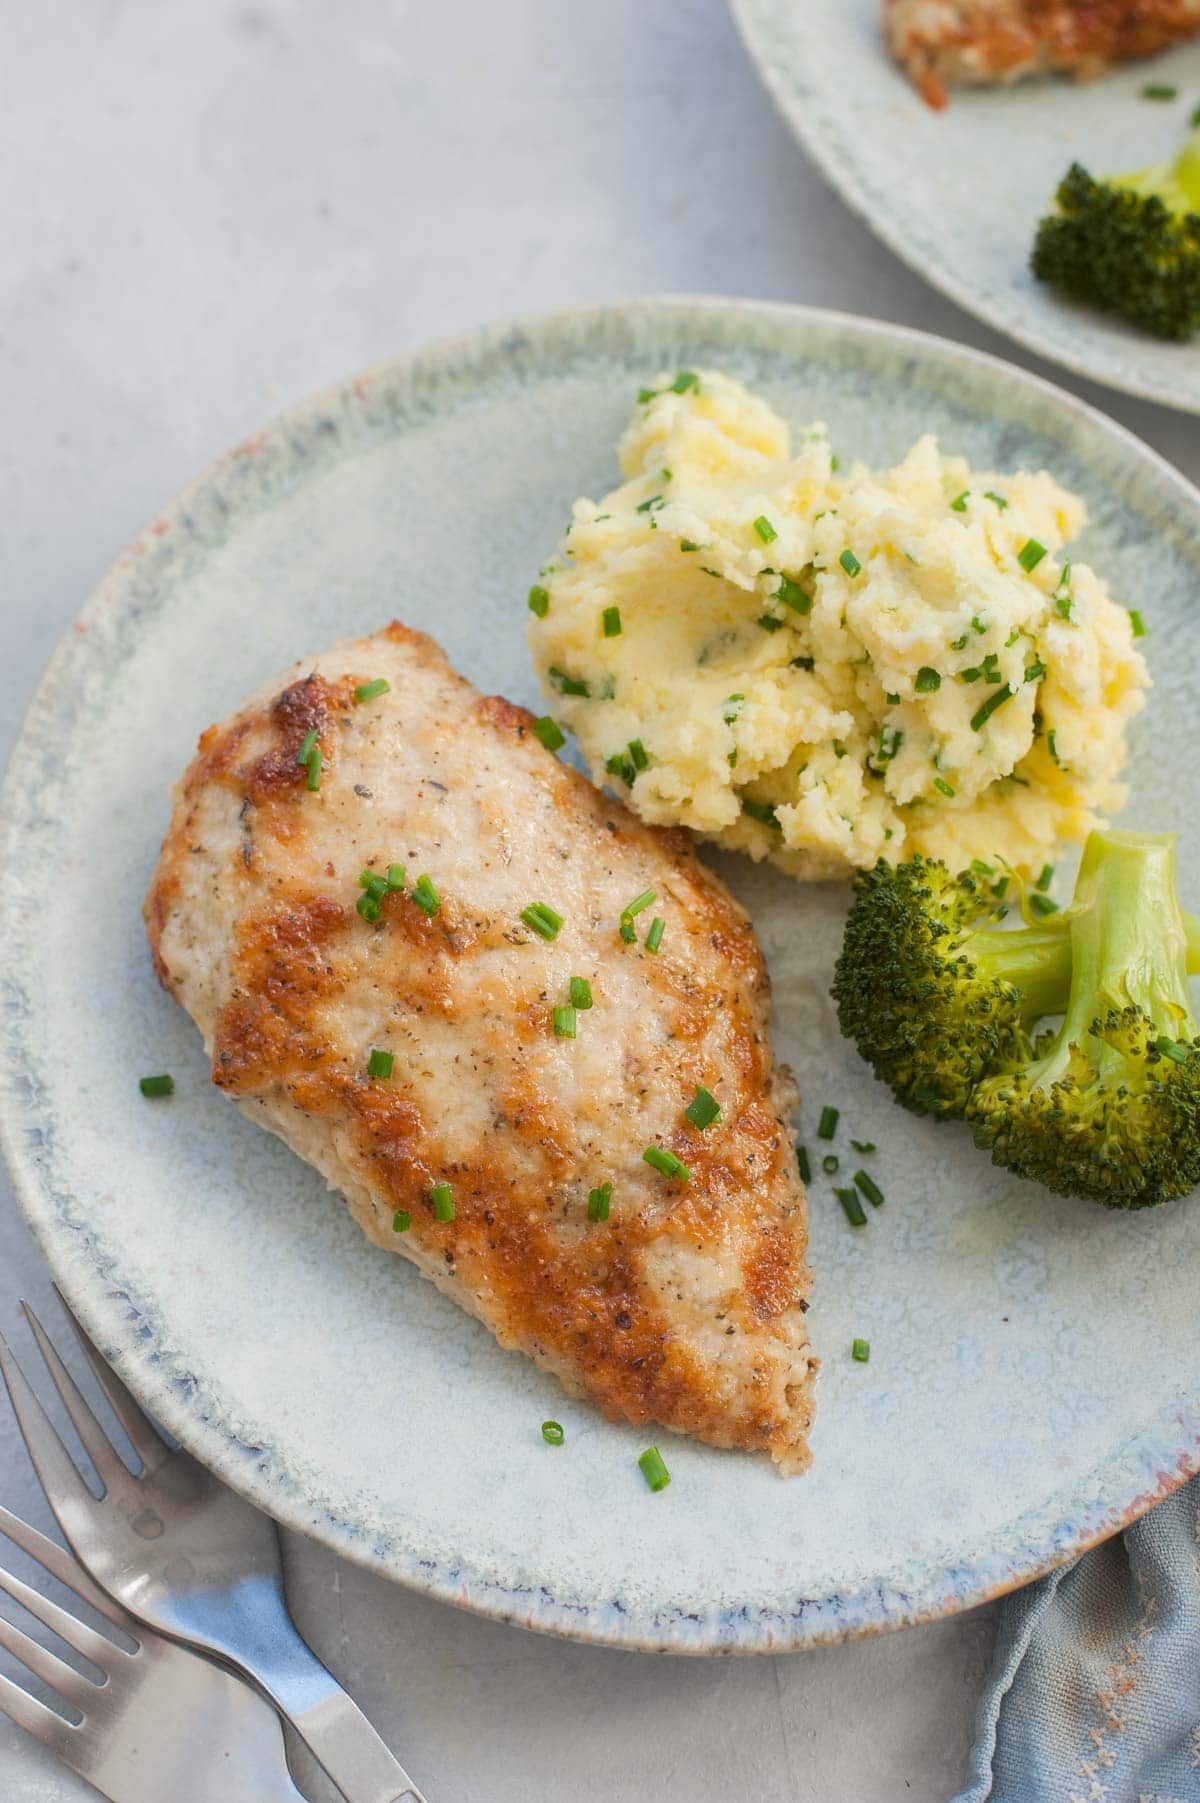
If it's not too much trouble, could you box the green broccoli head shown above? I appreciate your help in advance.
[967,831,1200,1209]
[831,854,1072,1120]
[1031,128,1200,341]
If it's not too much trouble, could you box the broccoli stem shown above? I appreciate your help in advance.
[968,857,1200,1026]
[1030,831,1196,1089]
[1126,128,1200,216]
[968,921,1075,1023]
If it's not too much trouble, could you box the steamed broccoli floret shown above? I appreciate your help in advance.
[967,832,1200,1209]
[831,855,1076,1120]
[1031,128,1200,341]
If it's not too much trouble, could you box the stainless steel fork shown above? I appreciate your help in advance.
[0,1297,428,1803]
[0,1500,307,1802]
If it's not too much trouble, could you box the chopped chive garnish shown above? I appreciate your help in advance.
[553,1005,577,1038]
[775,574,812,614]
[822,1154,839,1175]
[304,744,322,790]
[752,515,777,544]
[430,1181,455,1222]
[934,778,955,798]
[645,917,665,953]
[628,739,649,772]
[850,1140,875,1154]
[548,666,590,697]
[839,549,862,577]
[619,919,637,944]
[837,1187,867,1227]
[685,1085,721,1130]
[607,751,636,787]
[1142,82,1178,99]
[742,798,781,829]
[680,539,700,552]
[1035,863,1054,892]
[855,1170,884,1207]
[636,494,664,514]
[792,655,815,671]
[1024,660,1047,684]
[1048,728,1063,764]
[818,1105,839,1140]
[528,584,550,617]
[296,728,317,766]
[984,491,1008,510]
[1129,609,1147,639]
[1017,538,1047,572]
[521,902,563,941]
[970,684,1013,732]
[359,869,388,899]
[354,678,390,704]
[950,491,970,512]
[588,1182,612,1223]
[411,874,440,917]
[367,1048,394,1079]
[757,614,784,633]
[386,864,406,890]
[797,1145,811,1183]
[1029,892,1059,917]
[1156,1035,1191,1063]
[622,888,657,921]
[392,1210,411,1233]
[569,976,593,1010]
[638,386,657,403]
[670,370,699,393]
[533,715,566,751]
[542,1419,565,1445]
[139,1074,174,1098]
[914,667,942,693]
[638,1447,671,1492]
[851,1337,870,1362]
[643,1146,691,1182]
[357,893,381,922]
[602,606,622,638]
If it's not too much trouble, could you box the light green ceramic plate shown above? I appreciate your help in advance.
[2,299,1199,1653]
[731,0,1200,414]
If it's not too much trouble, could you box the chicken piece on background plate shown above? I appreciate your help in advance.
[883,0,1200,108]
[145,623,817,1471]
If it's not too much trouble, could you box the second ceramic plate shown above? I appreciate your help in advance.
[3,299,1200,1654]
[731,0,1200,413]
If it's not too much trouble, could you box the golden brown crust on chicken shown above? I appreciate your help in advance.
[145,623,816,1470]
[883,0,1200,106]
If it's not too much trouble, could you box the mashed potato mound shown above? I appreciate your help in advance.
[527,370,1149,881]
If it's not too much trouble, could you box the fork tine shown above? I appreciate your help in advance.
[53,1288,170,1475]
[0,1666,80,1756]
[19,1304,138,1499]
[0,1583,104,1708]
[0,1330,102,1516]
[0,1503,132,1635]
[0,1552,121,1677]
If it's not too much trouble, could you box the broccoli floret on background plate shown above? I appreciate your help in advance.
[834,832,1200,1208]
[968,832,1200,1210]
[1031,128,1200,341]
[831,854,1074,1121]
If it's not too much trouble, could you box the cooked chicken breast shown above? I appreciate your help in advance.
[884,0,1200,106]
[145,624,816,1470]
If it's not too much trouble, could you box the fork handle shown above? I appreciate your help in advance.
[246,1632,428,1803]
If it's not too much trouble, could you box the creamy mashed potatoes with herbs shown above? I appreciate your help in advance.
[526,370,1148,880]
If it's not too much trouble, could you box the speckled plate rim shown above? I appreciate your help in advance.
[3,296,1200,1656]
[728,0,1200,417]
